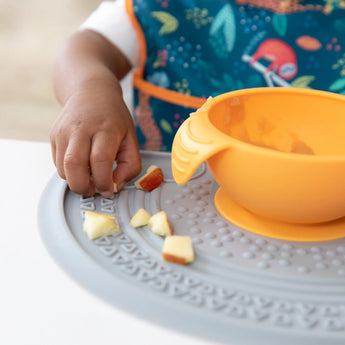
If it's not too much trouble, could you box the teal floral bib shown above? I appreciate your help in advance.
[128,0,345,151]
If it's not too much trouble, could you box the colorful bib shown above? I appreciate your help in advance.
[126,0,345,151]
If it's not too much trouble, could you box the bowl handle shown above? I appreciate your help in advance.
[172,106,230,185]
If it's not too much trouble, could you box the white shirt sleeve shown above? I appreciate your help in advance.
[79,0,140,69]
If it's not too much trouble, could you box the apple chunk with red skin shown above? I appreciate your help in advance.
[162,236,194,265]
[148,210,173,236]
[134,165,164,192]
[83,211,122,240]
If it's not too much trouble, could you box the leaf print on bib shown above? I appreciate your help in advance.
[329,77,345,92]
[151,11,178,34]
[291,75,315,88]
[272,13,287,36]
[209,4,236,56]
[209,73,246,96]
[160,119,173,134]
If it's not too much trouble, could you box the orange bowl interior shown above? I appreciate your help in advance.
[208,90,345,157]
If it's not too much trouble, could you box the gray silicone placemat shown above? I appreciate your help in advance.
[38,151,345,345]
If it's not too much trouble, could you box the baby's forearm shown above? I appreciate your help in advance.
[53,29,132,106]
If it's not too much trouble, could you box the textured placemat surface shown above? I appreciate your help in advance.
[39,151,345,345]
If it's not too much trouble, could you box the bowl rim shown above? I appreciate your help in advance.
[205,87,345,162]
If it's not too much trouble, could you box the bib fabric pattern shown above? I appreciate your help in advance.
[127,0,345,151]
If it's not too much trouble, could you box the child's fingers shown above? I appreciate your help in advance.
[112,136,142,190]
[55,146,67,180]
[52,136,68,180]
[64,135,93,195]
[50,127,64,179]
[89,132,117,196]
[50,137,57,166]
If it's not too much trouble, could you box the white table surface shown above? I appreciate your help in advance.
[0,139,220,345]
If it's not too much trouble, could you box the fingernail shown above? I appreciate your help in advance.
[101,190,113,197]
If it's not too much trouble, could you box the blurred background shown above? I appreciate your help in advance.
[0,0,102,141]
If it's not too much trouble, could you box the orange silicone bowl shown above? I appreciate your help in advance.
[171,88,345,239]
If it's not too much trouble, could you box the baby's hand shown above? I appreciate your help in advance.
[50,82,141,196]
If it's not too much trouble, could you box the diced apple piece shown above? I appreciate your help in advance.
[134,165,164,192]
[83,211,122,240]
[162,236,194,265]
[148,210,173,236]
[113,182,118,193]
[130,208,151,228]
